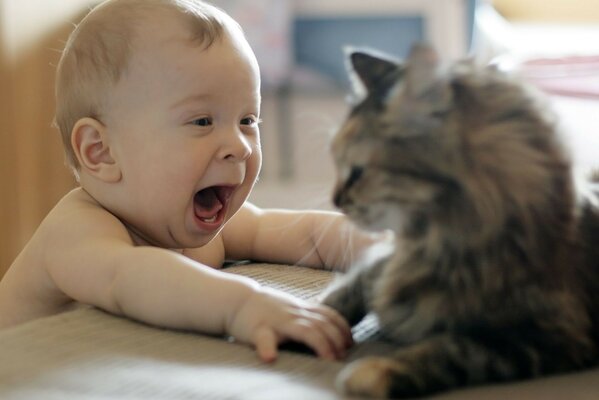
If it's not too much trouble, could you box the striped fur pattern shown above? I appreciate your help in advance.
[322,44,599,398]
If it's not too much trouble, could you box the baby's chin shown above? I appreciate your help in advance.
[190,230,222,247]
[126,223,217,250]
[172,227,221,249]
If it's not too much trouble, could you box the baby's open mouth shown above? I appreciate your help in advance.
[193,185,234,224]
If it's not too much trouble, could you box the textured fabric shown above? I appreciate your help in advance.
[0,264,598,399]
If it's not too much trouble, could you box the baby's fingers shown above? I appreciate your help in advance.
[312,314,352,359]
[253,326,279,363]
[282,319,341,361]
[309,305,353,348]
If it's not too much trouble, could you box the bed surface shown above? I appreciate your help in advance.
[1,264,598,399]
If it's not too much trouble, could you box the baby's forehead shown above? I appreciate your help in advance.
[106,10,259,95]
[130,10,206,51]
[127,9,244,64]
[130,11,253,66]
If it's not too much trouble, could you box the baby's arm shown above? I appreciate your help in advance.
[42,203,351,361]
[223,203,387,271]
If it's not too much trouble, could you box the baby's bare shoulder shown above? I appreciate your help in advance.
[0,188,132,327]
[48,187,117,221]
[41,188,131,241]
[11,188,131,283]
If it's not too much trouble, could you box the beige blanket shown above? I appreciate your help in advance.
[0,264,598,399]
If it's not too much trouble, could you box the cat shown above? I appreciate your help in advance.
[322,43,599,398]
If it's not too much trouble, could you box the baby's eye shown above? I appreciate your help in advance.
[240,116,260,126]
[191,117,213,127]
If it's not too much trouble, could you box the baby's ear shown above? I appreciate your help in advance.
[71,117,122,183]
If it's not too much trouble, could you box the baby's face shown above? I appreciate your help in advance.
[102,17,262,249]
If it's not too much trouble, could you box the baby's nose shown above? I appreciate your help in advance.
[220,130,252,162]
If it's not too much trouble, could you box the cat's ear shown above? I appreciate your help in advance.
[405,43,441,97]
[346,48,401,97]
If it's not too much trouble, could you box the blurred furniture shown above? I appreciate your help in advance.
[293,0,472,84]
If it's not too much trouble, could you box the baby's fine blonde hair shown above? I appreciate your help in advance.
[55,0,236,171]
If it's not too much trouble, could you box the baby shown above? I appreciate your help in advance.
[0,0,380,362]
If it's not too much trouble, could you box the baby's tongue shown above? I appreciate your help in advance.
[194,187,223,218]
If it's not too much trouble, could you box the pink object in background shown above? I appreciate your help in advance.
[520,55,599,99]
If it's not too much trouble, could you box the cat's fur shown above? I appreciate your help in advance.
[322,44,599,398]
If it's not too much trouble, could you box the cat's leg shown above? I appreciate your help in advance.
[321,258,387,326]
[336,334,488,398]
[336,327,595,399]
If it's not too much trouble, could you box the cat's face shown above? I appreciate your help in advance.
[332,44,569,236]
[331,45,457,232]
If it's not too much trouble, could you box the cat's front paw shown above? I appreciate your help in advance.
[337,357,422,399]
[320,288,341,310]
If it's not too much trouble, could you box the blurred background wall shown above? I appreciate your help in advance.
[0,1,97,277]
[1,0,598,278]
[494,0,599,22]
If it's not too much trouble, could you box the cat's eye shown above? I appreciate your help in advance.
[191,117,212,127]
[431,110,449,119]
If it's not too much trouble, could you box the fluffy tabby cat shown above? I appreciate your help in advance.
[322,44,599,398]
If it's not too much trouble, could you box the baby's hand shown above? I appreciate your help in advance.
[227,287,353,362]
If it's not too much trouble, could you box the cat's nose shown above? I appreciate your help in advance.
[333,166,364,208]
[346,166,364,188]
[332,185,344,208]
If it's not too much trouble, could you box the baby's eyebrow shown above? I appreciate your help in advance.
[170,93,212,110]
